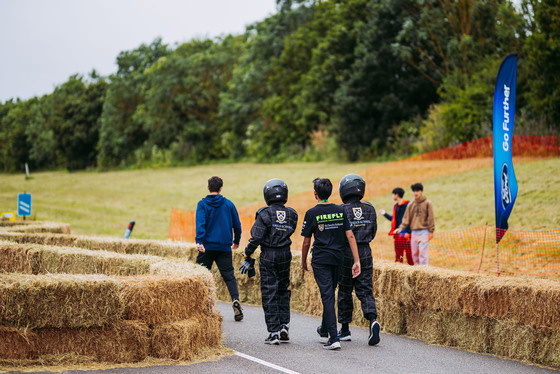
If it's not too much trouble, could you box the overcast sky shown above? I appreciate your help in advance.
[0,0,278,102]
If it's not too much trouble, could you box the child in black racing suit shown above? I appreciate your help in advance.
[243,179,298,345]
[337,173,380,346]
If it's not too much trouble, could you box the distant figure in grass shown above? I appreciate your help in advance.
[337,174,381,346]
[195,176,244,321]
[379,187,413,265]
[241,179,298,345]
[301,178,361,350]
[394,183,435,266]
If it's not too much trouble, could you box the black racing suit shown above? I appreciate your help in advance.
[245,203,298,333]
[338,198,378,324]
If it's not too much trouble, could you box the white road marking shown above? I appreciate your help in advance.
[235,351,301,374]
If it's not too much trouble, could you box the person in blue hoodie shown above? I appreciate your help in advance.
[195,176,244,321]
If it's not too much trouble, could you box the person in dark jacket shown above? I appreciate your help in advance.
[243,179,298,345]
[195,176,243,321]
[337,174,380,346]
[379,187,413,265]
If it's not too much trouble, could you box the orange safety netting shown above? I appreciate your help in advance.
[169,208,560,280]
[411,135,559,160]
[374,227,560,279]
[168,135,559,280]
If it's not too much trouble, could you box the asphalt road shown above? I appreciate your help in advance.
[12,302,559,374]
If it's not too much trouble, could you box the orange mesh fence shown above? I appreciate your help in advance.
[168,208,196,242]
[374,227,560,280]
[169,208,560,280]
[169,208,257,245]
[168,135,559,279]
[411,135,559,160]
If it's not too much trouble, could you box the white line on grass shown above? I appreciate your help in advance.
[235,351,301,374]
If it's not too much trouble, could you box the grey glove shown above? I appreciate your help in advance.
[239,256,256,278]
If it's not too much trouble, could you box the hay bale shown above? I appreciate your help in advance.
[373,261,415,305]
[533,327,560,368]
[3,222,71,235]
[461,276,560,329]
[0,232,197,258]
[376,298,407,335]
[405,306,445,344]
[0,221,34,227]
[151,315,222,360]
[405,307,492,354]
[0,321,150,363]
[74,236,196,258]
[0,241,33,274]
[121,276,211,324]
[0,232,77,247]
[148,259,218,315]
[28,244,156,276]
[0,274,124,329]
[0,240,205,278]
[0,326,35,359]
[374,261,479,312]
[488,319,538,363]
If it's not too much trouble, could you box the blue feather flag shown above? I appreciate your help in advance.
[493,54,518,244]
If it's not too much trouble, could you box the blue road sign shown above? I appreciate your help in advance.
[18,193,32,217]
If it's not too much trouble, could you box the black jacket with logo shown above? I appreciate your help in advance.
[245,203,298,256]
[341,198,377,244]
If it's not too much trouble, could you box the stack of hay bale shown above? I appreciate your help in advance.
[0,223,222,367]
[2,222,559,369]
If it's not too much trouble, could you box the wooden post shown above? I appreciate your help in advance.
[477,223,488,273]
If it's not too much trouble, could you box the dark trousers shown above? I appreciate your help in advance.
[196,250,239,301]
[337,244,378,324]
[313,262,341,340]
[259,249,292,333]
[394,234,414,265]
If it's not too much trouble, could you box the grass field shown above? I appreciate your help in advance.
[0,161,379,239]
[371,157,560,233]
[1,158,558,239]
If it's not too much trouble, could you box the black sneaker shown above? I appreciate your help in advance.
[232,299,243,321]
[316,325,328,343]
[265,333,280,345]
[338,329,351,341]
[323,338,341,350]
[279,324,289,342]
[368,320,380,346]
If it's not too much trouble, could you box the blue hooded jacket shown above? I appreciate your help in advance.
[195,194,242,252]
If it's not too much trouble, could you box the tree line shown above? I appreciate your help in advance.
[1,0,558,172]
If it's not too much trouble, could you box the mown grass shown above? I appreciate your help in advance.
[0,161,379,239]
[370,157,560,233]
[1,158,557,240]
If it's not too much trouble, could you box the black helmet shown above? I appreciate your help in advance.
[339,173,365,202]
[263,178,288,205]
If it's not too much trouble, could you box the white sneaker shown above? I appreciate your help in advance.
[232,299,243,321]
[323,338,341,350]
